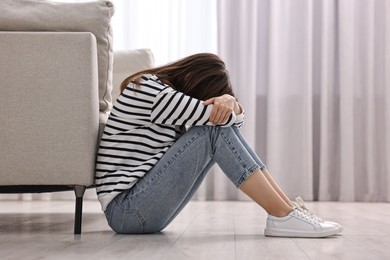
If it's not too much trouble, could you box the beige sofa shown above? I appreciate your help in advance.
[0,0,154,234]
[0,31,100,234]
[0,0,115,235]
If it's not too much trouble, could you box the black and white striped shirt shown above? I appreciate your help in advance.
[96,74,244,210]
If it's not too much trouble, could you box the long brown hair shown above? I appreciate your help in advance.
[120,53,235,100]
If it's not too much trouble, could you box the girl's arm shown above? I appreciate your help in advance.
[151,88,244,127]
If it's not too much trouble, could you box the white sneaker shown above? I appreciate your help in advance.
[292,196,343,232]
[264,208,340,238]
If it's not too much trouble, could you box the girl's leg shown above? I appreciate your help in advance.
[212,127,291,217]
[105,125,292,234]
[230,127,292,206]
[240,170,292,217]
[261,168,293,206]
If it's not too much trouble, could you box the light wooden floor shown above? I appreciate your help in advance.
[0,200,389,260]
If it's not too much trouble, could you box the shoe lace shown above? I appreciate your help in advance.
[292,196,324,223]
[292,206,319,225]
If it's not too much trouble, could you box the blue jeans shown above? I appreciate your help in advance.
[104,126,266,234]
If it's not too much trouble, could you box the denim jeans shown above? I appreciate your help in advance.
[104,126,266,234]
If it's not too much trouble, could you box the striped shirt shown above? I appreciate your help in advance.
[96,74,244,210]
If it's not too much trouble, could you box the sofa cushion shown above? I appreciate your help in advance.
[0,0,115,116]
[112,49,155,101]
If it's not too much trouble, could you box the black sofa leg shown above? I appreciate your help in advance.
[74,186,86,234]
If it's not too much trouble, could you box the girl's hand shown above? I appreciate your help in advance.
[203,94,238,125]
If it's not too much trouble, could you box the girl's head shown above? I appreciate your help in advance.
[120,53,235,100]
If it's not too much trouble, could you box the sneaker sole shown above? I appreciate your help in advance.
[264,228,340,238]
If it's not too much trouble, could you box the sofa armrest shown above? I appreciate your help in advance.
[0,32,99,186]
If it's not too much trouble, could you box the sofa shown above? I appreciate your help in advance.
[0,0,154,234]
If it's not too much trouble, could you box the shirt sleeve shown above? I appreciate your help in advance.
[150,87,244,127]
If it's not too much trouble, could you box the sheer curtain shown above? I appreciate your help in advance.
[216,0,390,202]
[6,0,389,202]
[112,0,217,65]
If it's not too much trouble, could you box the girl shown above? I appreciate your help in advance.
[96,53,341,238]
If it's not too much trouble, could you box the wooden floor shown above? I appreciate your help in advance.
[0,200,389,260]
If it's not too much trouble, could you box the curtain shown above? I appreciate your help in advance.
[214,0,390,202]
[112,0,217,65]
[5,0,389,202]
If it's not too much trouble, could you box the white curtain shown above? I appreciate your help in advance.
[215,0,390,202]
[6,0,389,202]
[112,0,217,65]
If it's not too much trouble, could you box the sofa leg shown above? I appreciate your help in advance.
[74,186,86,235]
